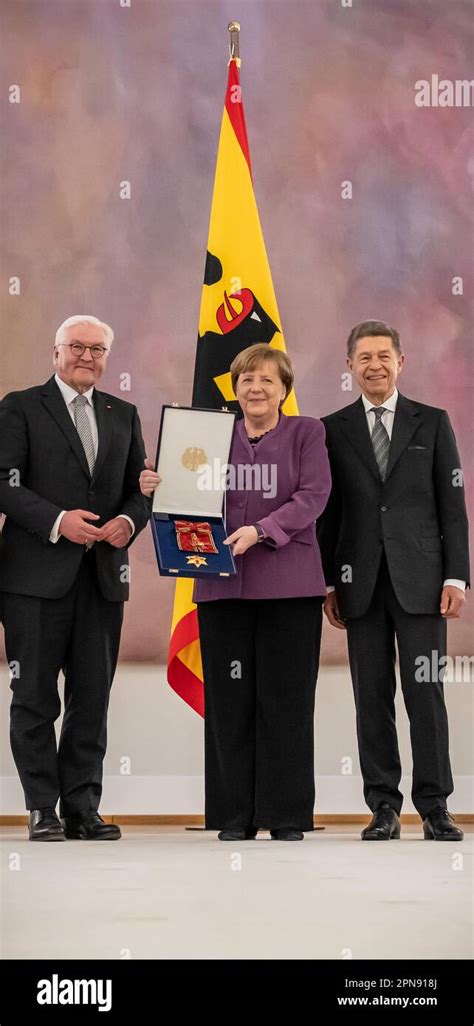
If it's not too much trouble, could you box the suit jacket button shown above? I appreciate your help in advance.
[381,505,388,512]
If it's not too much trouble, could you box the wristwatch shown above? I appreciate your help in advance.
[254,523,266,543]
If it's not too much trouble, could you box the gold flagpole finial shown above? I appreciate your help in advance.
[228,21,241,66]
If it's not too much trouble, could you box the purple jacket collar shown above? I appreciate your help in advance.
[236,411,287,456]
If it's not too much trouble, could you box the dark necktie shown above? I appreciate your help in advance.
[370,406,390,481]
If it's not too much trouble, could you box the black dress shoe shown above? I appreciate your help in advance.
[270,828,304,841]
[218,829,257,841]
[29,808,65,842]
[423,808,464,841]
[62,811,121,840]
[361,803,400,840]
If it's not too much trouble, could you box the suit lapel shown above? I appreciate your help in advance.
[91,389,113,484]
[40,377,114,483]
[339,393,422,482]
[40,377,91,480]
[384,393,421,480]
[339,397,380,482]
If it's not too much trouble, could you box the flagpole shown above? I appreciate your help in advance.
[228,20,241,67]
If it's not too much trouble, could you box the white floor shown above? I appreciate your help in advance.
[1,825,472,961]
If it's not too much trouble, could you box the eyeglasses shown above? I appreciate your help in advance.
[56,342,109,359]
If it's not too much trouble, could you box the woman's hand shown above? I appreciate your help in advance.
[224,525,258,557]
[140,457,161,496]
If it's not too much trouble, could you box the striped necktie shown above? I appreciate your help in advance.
[370,406,390,481]
[73,394,96,475]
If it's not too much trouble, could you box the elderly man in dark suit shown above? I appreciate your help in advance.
[317,320,469,842]
[0,315,151,841]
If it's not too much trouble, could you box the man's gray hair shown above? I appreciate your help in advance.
[54,315,114,348]
[346,319,400,359]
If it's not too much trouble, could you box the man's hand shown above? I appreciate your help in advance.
[440,585,466,619]
[139,457,161,496]
[100,517,133,548]
[224,526,258,557]
[59,509,102,545]
[323,590,346,630]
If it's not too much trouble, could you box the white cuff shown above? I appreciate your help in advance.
[443,579,466,592]
[326,585,335,593]
[117,514,135,538]
[49,510,67,543]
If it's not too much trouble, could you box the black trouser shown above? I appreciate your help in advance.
[197,596,323,832]
[3,550,123,815]
[346,554,453,819]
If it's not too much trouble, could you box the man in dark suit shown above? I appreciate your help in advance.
[317,320,469,841]
[0,315,151,841]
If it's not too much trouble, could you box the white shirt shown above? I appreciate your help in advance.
[326,388,465,593]
[49,374,134,543]
[361,386,398,439]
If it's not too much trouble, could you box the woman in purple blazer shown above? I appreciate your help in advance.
[141,344,331,841]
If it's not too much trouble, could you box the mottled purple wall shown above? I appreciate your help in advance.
[1,0,472,661]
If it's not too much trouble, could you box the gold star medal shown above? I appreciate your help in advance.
[186,555,208,568]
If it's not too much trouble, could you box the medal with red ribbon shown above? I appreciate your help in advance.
[175,521,218,554]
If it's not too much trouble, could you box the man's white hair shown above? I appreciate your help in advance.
[54,315,114,348]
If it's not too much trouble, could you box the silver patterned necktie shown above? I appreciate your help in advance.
[73,394,96,475]
[370,406,390,481]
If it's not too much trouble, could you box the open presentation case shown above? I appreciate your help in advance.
[150,404,238,578]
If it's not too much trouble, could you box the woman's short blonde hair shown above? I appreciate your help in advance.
[230,344,294,405]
